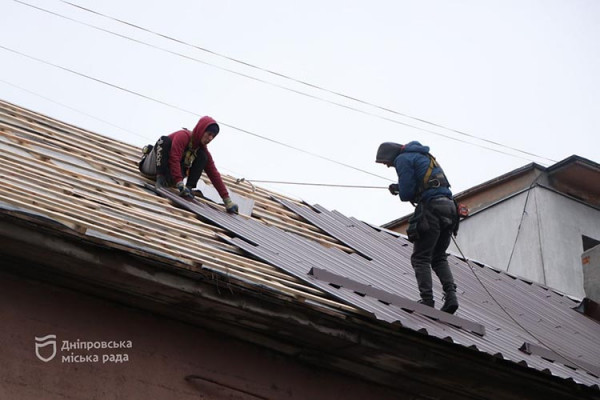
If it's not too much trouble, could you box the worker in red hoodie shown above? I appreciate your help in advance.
[139,116,238,214]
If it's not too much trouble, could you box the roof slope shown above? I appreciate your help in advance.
[1,99,599,394]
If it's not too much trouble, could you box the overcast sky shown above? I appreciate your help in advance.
[1,0,599,225]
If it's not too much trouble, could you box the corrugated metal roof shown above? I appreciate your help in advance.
[155,187,600,387]
[279,200,600,384]
[1,99,599,391]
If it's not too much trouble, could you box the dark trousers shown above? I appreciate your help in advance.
[155,136,172,177]
[411,197,458,302]
[138,137,208,188]
[185,147,208,189]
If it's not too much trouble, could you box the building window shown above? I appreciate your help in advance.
[582,235,600,251]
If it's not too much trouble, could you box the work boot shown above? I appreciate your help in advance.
[441,291,458,314]
[417,299,434,308]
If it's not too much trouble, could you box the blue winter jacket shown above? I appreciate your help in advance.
[393,141,452,203]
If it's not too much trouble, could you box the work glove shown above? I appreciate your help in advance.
[176,181,194,200]
[223,196,239,214]
[388,183,399,196]
[156,175,168,189]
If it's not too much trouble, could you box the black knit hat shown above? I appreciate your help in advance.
[375,142,404,164]
[205,123,220,135]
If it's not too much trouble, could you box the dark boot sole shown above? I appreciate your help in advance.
[441,303,458,314]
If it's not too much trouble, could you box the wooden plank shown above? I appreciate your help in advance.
[0,100,361,316]
[3,170,237,252]
[0,100,141,158]
[1,115,348,250]
[0,127,142,179]
[201,262,358,313]
[0,187,327,299]
[0,111,139,166]
[2,207,337,315]
[197,256,323,295]
[0,154,232,237]
[1,173,309,284]
[0,178,223,258]
[0,148,166,204]
[2,134,351,261]
[0,192,185,260]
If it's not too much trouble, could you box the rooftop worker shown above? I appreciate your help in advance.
[138,116,239,214]
[376,141,459,314]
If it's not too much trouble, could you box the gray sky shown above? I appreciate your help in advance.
[1,0,599,225]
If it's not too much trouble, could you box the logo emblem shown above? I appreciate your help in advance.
[35,334,57,362]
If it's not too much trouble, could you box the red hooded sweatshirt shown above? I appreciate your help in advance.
[167,116,229,198]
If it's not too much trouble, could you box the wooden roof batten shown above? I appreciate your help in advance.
[0,100,355,315]
[1,99,600,400]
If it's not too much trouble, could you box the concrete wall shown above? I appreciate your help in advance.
[534,188,600,298]
[450,186,600,298]
[450,190,544,279]
[0,271,400,400]
[457,168,542,214]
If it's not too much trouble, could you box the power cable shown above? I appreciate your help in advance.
[532,184,549,287]
[0,78,147,141]
[451,236,594,376]
[0,44,391,182]
[0,78,391,190]
[0,80,390,190]
[55,0,558,165]
[3,3,590,371]
[236,179,387,189]
[13,0,557,165]
[1,29,592,374]
[0,78,387,194]
[505,175,543,273]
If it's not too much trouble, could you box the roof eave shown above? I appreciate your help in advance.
[1,210,598,399]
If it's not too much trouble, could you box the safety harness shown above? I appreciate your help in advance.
[414,154,450,203]
[407,154,456,241]
[182,129,198,177]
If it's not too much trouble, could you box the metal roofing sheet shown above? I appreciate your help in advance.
[157,188,600,388]
[3,98,599,392]
[279,200,600,382]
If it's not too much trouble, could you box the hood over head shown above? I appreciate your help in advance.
[403,141,430,154]
[375,142,405,164]
[191,116,219,145]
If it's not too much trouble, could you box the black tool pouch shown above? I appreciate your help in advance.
[407,202,429,242]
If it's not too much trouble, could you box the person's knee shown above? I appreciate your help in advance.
[431,254,448,266]
[411,253,431,268]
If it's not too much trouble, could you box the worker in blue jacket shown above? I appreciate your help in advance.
[376,141,459,314]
